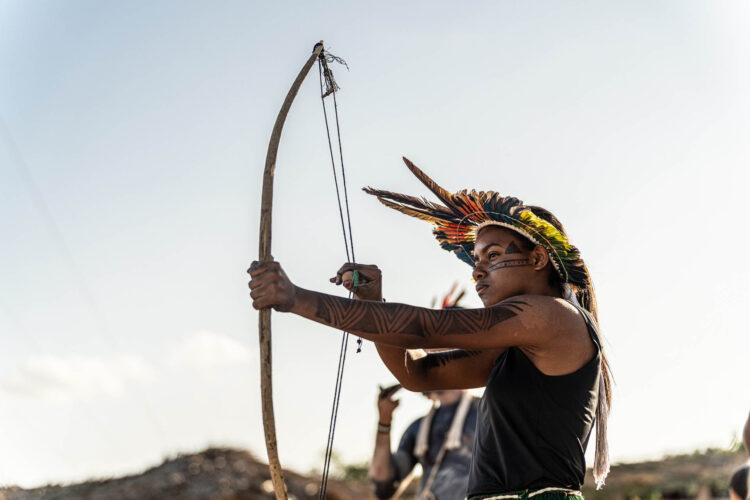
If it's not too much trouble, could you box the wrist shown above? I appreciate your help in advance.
[353,290,383,301]
[288,285,309,314]
[377,422,391,433]
[378,416,392,425]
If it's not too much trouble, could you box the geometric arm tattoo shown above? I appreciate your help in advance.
[313,295,528,338]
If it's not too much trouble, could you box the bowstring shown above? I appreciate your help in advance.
[317,50,359,500]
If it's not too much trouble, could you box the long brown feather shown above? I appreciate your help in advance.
[370,196,456,224]
[363,187,456,219]
[401,158,458,209]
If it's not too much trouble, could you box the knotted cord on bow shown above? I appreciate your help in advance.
[258,41,356,500]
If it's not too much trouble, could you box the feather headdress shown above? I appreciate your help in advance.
[363,157,588,287]
[365,157,612,489]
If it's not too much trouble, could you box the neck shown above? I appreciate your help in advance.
[527,283,561,298]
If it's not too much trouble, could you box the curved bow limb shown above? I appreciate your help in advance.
[259,41,325,500]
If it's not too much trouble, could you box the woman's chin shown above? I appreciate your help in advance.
[482,292,513,307]
[481,296,500,307]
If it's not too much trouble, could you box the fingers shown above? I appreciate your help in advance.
[340,270,364,291]
[249,279,284,309]
[247,260,281,279]
[331,263,354,285]
[248,263,278,293]
[331,263,381,288]
[250,284,292,310]
[352,264,382,282]
[334,263,380,276]
[249,281,271,299]
[246,260,293,310]
[378,383,402,399]
[249,284,272,310]
[341,271,359,291]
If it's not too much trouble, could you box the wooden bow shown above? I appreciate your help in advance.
[258,41,325,500]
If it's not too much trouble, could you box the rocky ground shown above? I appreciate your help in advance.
[0,447,375,500]
[582,448,749,500]
[1,447,746,500]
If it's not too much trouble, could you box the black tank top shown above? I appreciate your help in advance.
[467,305,601,497]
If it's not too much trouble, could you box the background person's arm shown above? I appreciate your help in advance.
[369,384,401,485]
[370,413,421,499]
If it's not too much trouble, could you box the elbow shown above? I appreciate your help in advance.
[397,375,432,393]
[387,351,433,392]
[400,380,431,392]
[387,372,420,392]
[370,477,398,499]
[372,482,398,500]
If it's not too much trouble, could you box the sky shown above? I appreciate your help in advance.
[1,0,749,488]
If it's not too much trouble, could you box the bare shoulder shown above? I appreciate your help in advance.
[505,294,585,329]
[504,295,593,350]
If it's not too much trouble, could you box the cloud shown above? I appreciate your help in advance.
[0,332,251,401]
[0,354,155,402]
[167,331,252,368]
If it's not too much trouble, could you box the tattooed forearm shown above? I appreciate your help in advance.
[487,258,530,272]
[421,349,483,370]
[313,295,527,338]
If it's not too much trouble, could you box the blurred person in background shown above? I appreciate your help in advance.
[368,285,478,500]
[370,385,478,500]
[729,411,750,500]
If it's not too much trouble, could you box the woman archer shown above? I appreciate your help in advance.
[248,158,613,500]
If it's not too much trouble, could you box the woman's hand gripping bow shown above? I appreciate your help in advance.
[248,261,298,312]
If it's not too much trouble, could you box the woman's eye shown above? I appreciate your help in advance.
[488,252,499,259]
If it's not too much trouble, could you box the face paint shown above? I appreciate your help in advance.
[487,258,531,273]
[503,241,523,255]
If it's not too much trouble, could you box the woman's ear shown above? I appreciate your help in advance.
[531,245,550,271]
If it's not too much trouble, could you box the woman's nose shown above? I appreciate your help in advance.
[472,265,485,281]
